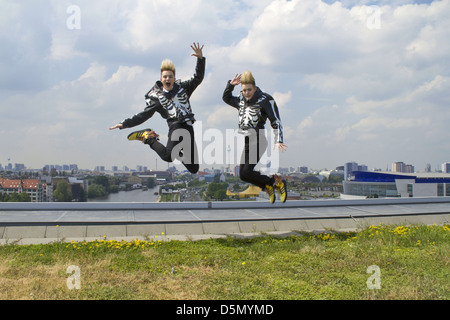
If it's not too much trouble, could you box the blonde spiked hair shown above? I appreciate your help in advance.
[240,71,255,86]
[160,59,176,75]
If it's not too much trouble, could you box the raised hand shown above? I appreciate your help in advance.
[231,74,241,86]
[274,143,288,152]
[191,42,204,59]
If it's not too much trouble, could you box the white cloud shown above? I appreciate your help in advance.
[123,0,272,53]
[205,106,237,129]
[1,0,449,171]
[298,116,313,133]
[272,91,291,110]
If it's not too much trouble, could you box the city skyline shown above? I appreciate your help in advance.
[1,1,449,171]
[1,159,449,174]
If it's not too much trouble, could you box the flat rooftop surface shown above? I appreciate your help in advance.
[1,198,449,244]
[1,197,450,224]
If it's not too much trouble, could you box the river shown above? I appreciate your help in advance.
[88,187,160,202]
[88,186,268,203]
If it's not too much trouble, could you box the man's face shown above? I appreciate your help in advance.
[241,83,257,101]
[161,70,175,91]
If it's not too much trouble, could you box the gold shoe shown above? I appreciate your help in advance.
[274,174,287,203]
[127,129,159,142]
[265,184,276,204]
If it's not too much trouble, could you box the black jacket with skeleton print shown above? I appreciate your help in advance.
[222,81,283,144]
[120,57,205,129]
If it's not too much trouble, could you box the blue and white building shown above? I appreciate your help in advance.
[443,162,450,174]
[342,171,450,198]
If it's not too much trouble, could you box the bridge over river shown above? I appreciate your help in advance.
[1,197,449,244]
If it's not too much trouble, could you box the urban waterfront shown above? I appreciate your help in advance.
[88,186,267,203]
[88,187,160,202]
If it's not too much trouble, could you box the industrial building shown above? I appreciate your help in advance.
[342,171,450,198]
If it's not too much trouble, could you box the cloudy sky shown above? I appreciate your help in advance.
[1,0,449,172]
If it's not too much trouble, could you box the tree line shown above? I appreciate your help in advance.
[0,192,31,202]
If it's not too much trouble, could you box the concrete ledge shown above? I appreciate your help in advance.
[86,225,127,238]
[127,224,166,237]
[46,225,87,239]
[1,196,450,211]
[3,226,47,240]
[1,213,448,244]
[356,213,450,228]
[165,223,205,236]
[238,220,276,233]
[203,222,241,234]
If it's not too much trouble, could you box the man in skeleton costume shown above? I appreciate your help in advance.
[110,43,205,174]
[223,71,288,203]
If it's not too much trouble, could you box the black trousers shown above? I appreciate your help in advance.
[148,122,199,174]
[239,130,274,190]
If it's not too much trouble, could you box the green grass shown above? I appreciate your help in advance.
[0,224,449,300]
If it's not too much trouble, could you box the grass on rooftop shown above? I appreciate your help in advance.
[0,224,449,300]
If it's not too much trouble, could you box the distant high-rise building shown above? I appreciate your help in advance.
[344,162,359,180]
[442,162,450,174]
[14,163,26,171]
[299,166,308,174]
[405,164,415,173]
[44,164,79,172]
[393,162,414,173]
[392,162,405,173]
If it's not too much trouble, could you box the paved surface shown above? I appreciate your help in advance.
[1,197,449,244]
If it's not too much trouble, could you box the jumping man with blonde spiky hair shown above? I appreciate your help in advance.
[223,71,288,204]
[110,43,205,174]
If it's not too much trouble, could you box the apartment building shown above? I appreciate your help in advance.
[0,178,45,202]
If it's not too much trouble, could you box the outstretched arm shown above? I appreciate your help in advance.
[109,99,158,131]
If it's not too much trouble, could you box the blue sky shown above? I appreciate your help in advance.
[1,0,449,172]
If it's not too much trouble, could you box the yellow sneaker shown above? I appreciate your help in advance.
[127,129,159,142]
[265,184,276,204]
[274,175,287,203]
